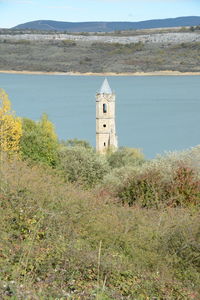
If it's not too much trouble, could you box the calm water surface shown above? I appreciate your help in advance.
[0,74,199,158]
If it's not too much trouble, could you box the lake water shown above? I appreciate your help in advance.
[0,73,199,158]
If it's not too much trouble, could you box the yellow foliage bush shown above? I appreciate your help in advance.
[0,89,22,154]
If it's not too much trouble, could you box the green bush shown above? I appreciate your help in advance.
[118,169,165,208]
[107,147,144,169]
[20,114,59,167]
[117,164,200,208]
[118,168,200,208]
[58,146,110,187]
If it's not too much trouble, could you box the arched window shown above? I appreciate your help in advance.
[103,103,107,113]
[104,142,106,147]
[103,124,106,128]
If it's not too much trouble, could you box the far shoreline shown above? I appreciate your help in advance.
[0,70,200,76]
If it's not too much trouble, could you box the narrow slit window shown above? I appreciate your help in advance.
[104,142,106,147]
[103,103,107,113]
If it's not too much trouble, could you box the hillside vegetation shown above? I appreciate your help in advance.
[0,27,200,73]
[0,90,200,298]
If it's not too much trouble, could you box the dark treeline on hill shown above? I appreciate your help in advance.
[12,16,200,32]
[0,89,200,298]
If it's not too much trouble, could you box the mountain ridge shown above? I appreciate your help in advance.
[13,16,200,32]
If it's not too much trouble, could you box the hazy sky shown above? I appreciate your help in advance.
[0,0,199,28]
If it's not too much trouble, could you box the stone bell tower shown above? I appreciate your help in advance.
[96,78,118,153]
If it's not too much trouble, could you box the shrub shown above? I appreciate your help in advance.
[20,114,59,167]
[58,146,110,187]
[91,41,144,54]
[107,147,144,169]
[113,147,200,208]
[118,169,165,208]
[168,165,200,207]
[109,42,145,55]
[61,39,76,47]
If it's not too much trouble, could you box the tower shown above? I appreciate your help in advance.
[96,78,118,153]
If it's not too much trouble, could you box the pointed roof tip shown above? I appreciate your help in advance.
[99,78,112,94]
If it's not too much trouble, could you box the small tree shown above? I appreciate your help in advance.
[59,146,110,187]
[0,89,22,155]
[107,147,145,169]
[20,114,59,166]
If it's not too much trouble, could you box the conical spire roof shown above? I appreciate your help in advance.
[99,78,112,94]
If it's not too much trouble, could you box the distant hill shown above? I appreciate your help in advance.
[13,16,200,32]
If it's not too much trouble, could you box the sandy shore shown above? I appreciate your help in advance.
[0,70,200,76]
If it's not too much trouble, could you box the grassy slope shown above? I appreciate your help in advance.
[0,157,199,299]
[0,37,200,73]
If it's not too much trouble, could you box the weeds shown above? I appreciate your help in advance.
[0,155,199,298]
